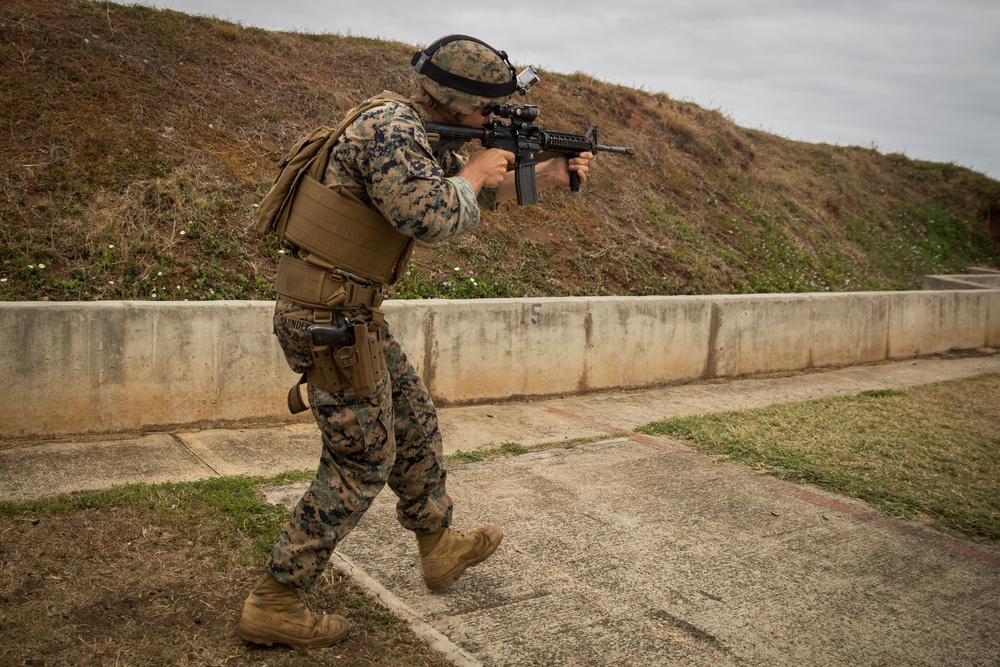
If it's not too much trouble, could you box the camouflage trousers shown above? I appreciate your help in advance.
[266,298,453,589]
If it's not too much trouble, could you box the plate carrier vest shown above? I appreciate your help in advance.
[256,92,417,311]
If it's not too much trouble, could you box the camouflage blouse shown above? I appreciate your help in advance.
[323,99,495,244]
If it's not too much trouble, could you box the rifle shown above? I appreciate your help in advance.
[425,104,635,206]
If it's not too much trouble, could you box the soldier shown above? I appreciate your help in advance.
[237,34,592,648]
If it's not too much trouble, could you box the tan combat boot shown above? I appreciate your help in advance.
[236,573,350,648]
[416,525,503,591]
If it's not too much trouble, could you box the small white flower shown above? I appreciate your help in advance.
[157,271,163,276]
[109,280,115,285]
[108,244,114,249]
[180,230,186,236]
[38,263,46,269]
[28,264,35,269]
[152,293,157,298]
[1,278,7,283]
[454,266,460,272]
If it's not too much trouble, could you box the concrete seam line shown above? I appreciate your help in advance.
[327,550,484,667]
[626,432,694,455]
[169,433,222,476]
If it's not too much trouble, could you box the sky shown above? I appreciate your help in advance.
[131,0,1000,179]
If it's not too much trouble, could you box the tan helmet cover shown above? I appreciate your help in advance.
[413,35,517,116]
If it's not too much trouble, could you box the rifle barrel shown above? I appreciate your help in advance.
[596,144,635,155]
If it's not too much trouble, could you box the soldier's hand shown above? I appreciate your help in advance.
[537,152,593,189]
[460,148,516,191]
[567,152,593,187]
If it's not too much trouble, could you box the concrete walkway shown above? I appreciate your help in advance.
[2,353,999,666]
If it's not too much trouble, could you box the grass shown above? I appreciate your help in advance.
[387,262,520,300]
[844,204,997,290]
[637,373,1000,544]
[449,441,529,463]
[445,434,621,465]
[0,472,450,667]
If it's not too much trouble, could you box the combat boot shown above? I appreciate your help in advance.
[236,573,350,648]
[416,525,503,591]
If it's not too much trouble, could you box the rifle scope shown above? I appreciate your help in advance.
[494,104,539,122]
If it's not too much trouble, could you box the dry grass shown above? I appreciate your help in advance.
[638,373,1000,544]
[1,0,998,302]
[0,475,451,666]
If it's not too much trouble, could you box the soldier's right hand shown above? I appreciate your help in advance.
[459,148,515,191]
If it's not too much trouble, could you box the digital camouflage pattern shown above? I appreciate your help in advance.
[324,100,487,244]
[268,298,453,589]
[265,97,487,589]
[416,38,514,115]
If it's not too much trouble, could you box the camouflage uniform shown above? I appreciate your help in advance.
[265,99,494,590]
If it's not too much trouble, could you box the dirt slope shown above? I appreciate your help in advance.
[1,0,998,302]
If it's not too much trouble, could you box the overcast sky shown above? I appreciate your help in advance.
[132,0,999,179]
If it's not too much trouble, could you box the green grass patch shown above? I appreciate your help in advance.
[0,470,316,563]
[844,204,996,290]
[445,435,618,465]
[636,374,1000,543]
[0,469,450,666]
[448,441,529,463]
[387,262,518,300]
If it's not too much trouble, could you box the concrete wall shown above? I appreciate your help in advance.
[1,289,998,439]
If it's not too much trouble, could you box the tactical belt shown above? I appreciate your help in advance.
[274,254,384,311]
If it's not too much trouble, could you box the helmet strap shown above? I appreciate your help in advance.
[411,34,518,98]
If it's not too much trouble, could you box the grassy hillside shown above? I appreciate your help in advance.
[2,0,999,302]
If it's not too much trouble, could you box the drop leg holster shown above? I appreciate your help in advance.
[333,323,382,397]
[287,322,387,414]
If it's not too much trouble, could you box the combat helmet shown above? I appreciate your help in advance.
[411,35,526,116]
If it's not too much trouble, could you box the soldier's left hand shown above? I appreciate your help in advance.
[539,152,593,189]
[567,152,593,188]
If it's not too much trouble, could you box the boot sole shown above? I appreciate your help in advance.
[236,620,350,648]
[425,532,504,591]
